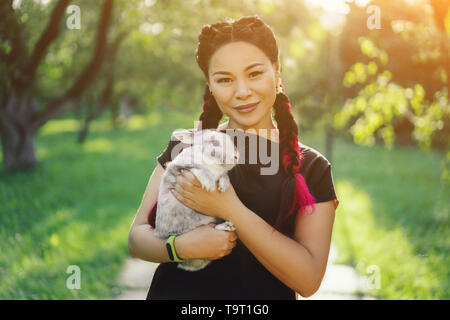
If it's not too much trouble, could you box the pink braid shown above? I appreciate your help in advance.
[275,95,316,228]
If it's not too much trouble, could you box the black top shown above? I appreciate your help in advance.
[147,129,339,300]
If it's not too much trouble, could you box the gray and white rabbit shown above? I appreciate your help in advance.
[154,128,240,271]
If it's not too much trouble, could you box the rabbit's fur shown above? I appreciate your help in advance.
[154,129,240,271]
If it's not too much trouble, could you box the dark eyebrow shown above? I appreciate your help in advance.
[212,63,264,76]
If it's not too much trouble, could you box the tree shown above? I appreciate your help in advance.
[337,0,449,150]
[77,31,128,144]
[0,0,114,171]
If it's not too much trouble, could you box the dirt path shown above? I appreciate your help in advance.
[114,243,378,300]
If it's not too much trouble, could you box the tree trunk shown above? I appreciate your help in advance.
[0,126,36,171]
[0,86,38,171]
[0,0,114,172]
[0,106,37,171]
[77,31,128,143]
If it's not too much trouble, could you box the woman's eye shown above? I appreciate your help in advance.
[217,71,262,83]
[250,71,263,77]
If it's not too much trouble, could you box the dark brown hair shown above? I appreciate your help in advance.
[195,15,316,228]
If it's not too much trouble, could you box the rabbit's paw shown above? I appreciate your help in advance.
[217,175,230,192]
[215,221,236,231]
[190,168,216,192]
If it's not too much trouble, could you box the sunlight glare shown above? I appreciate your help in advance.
[305,0,350,14]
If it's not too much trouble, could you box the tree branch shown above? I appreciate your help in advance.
[30,0,114,131]
[83,31,127,123]
[0,0,28,80]
[77,31,127,143]
[21,0,72,87]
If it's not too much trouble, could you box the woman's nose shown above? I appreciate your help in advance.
[235,80,252,98]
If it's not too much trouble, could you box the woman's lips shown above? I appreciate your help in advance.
[235,102,259,113]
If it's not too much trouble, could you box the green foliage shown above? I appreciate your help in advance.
[0,110,194,299]
[336,35,449,152]
[1,0,332,132]
[332,134,449,299]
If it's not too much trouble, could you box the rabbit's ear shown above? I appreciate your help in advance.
[172,129,194,144]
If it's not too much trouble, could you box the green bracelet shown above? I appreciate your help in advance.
[166,234,184,262]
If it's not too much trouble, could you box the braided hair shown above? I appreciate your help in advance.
[195,15,316,229]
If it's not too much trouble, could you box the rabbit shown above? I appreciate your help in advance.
[154,128,240,271]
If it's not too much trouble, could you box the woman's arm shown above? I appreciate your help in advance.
[224,200,336,298]
[171,167,336,297]
[128,162,237,263]
[128,162,172,262]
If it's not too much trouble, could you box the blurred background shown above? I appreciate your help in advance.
[0,0,448,300]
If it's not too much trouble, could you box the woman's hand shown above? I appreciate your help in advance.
[175,223,238,260]
[170,168,241,221]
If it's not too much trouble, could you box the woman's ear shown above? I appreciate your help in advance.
[274,60,281,79]
[207,81,213,96]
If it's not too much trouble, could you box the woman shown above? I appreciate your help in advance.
[128,15,339,300]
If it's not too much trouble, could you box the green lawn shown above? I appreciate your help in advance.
[0,110,192,299]
[331,135,449,299]
[0,110,448,299]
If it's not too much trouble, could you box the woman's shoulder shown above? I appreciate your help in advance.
[299,142,330,164]
[297,141,339,208]
[297,142,332,178]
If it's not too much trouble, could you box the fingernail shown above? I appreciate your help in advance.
[180,169,184,173]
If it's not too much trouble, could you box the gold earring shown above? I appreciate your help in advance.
[276,78,283,94]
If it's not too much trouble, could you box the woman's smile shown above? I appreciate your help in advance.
[234,101,259,113]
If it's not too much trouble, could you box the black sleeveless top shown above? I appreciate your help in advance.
[147,129,339,300]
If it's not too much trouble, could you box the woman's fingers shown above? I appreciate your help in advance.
[181,223,238,260]
[221,249,233,258]
[228,232,238,242]
[173,177,197,201]
[171,188,195,208]
[179,169,202,187]
[174,171,202,197]
[175,172,194,188]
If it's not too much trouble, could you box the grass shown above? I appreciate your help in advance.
[0,109,448,299]
[0,110,195,299]
[330,135,449,299]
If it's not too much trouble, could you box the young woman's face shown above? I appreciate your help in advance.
[207,41,280,131]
